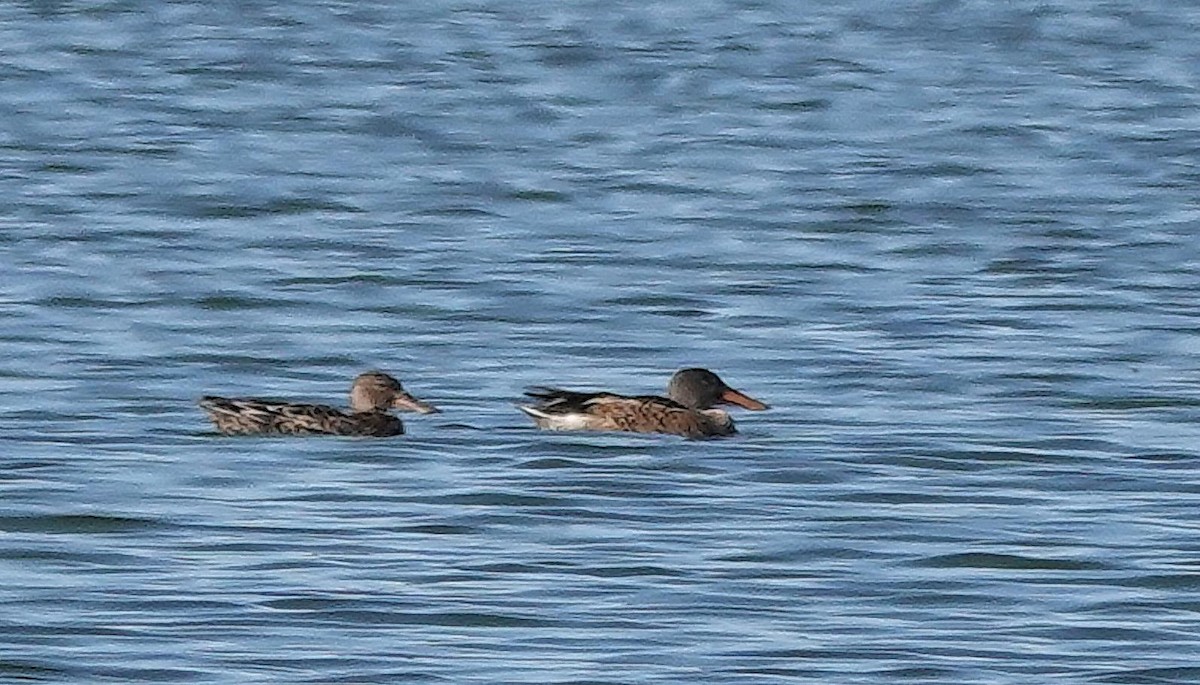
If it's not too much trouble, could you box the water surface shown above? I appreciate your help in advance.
[3,1,1200,683]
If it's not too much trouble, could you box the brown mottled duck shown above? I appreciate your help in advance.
[199,371,438,437]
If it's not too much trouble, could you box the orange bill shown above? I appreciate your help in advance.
[392,392,440,414]
[720,387,769,411]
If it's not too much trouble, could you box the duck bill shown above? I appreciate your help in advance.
[720,387,769,411]
[392,392,440,414]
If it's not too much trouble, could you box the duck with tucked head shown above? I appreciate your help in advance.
[199,371,438,437]
[518,368,768,439]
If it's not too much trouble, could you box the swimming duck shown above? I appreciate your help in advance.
[199,371,438,436]
[518,368,768,439]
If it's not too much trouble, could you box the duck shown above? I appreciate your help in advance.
[517,368,768,439]
[199,371,438,436]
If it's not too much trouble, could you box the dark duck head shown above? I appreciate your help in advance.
[665,368,769,411]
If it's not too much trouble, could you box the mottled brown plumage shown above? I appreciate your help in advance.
[518,368,768,439]
[199,371,437,437]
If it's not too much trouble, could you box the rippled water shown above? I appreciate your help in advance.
[4,1,1200,682]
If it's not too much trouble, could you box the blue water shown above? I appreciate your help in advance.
[3,1,1200,682]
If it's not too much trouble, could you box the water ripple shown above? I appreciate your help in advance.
[3,0,1200,682]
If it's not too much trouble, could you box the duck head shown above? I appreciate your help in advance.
[666,368,768,411]
[350,371,439,414]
